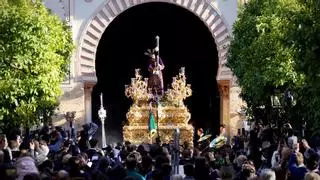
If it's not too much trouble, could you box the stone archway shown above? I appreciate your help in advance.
[77,0,234,134]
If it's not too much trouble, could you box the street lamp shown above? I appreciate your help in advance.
[271,95,281,108]
[302,118,306,138]
[98,93,107,148]
[271,90,282,128]
[173,128,180,174]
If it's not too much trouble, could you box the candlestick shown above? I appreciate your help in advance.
[100,93,103,107]
[180,67,185,74]
[135,69,140,77]
[173,77,176,82]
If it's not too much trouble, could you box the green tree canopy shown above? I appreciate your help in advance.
[0,0,73,129]
[227,0,320,135]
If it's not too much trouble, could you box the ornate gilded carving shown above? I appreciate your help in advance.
[125,69,152,106]
[124,67,194,145]
[165,67,192,107]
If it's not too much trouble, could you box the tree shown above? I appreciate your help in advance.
[227,0,320,135]
[0,0,73,130]
[291,0,320,136]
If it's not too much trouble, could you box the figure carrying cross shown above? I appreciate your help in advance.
[144,36,165,96]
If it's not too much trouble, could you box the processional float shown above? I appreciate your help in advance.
[123,36,194,145]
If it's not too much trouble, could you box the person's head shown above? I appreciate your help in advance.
[220,124,226,134]
[182,148,192,159]
[183,141,190,149]
[234,155,247,172]
[124,141,131,146]
[145,49,157,60]
[306,154,319,171]
[241,161,256,179]
[281,147,292,162]
[127,144,137,152]
[0,134,8,149]
[141,155,153,171]
[296,152,304,166]
[304,172,320,180]
[259,169,276,180]
[137,145,147,156]
[39,139,47,146]
[19,140,32,157]
[151,54,156,60]
[126,152,139,170]
[9,135,22,149]
[183,163,194,177]
[82,123,90,132]
[56,170,69,180]
[50,131,60,142]
[154,155,170,169]
[68,156,82,171]
[197,128,204,137]
[78,152,89,167]
[16,135,22,144]
[62,154,72,165]
[97,157,111,171]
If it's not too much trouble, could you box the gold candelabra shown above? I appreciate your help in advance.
[165,67,192,107]
[125,69,152,105]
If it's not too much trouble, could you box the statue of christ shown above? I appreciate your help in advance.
[145,36,165,96]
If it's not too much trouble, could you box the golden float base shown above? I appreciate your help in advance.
[123,123,194,145]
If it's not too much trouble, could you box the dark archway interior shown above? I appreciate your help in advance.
[93,2,220,143]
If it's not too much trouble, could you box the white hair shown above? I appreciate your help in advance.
[259,169,276,180]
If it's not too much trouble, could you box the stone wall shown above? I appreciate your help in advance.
[53,82,86,130]
[229,86,246,137]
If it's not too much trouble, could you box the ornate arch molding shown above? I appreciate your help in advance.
[77,0,233,83]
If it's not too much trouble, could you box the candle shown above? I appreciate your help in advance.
[135,69,140,77]
[100,93,103,107]
[181,67,185,74]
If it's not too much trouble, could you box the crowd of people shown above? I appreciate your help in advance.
[0,122,319,180]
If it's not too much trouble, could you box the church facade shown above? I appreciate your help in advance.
[45,0,247,137]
